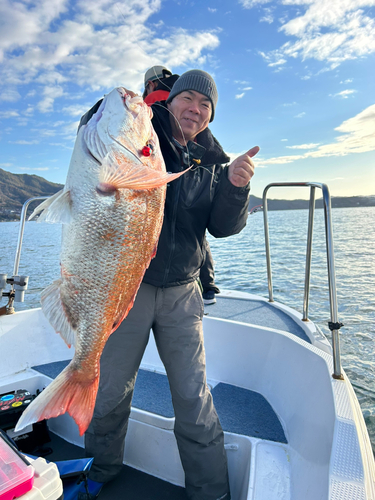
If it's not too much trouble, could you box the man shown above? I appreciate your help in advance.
[143,65,221,305]
[79,69,258,500]
[142,64,179,105]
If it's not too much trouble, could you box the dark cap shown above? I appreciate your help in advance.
[166,69,218,122]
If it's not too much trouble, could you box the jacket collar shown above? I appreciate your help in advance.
[151,101,230,166]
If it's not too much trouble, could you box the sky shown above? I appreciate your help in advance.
[0,0,374,200]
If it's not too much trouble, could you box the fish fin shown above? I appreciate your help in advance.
[41,279,76,347]
[111,299,135,335]
[111,275,145,334]
[99,154,190,191]
[29,190,72,224]
[28,190,63,221]
[111,243,160,332]
[15,363,99,436]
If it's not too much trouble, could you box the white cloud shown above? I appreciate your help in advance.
[287,143,320,149]
[24,106,34,116]
[38,129,57,137]
[49,142,75,149]
[258,0,375,69]
[208,8,217,12]
[333,89,357,98]
[0,89,21,102]
[260,14,274,23]
[235,86,253,100]
[259,103,375,166]
[340,78,353,84]
[239,0,272,7]
[38,86,65,113]
[0,0,220,110]
[9,140,40,145]
[18,167,50,171]
[62,104,92,117]
[259,51,286,68]
[0,110,20,118]
[294,112,306,118]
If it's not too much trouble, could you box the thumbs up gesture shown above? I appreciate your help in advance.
[228,146,259,187]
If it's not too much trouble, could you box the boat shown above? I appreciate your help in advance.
[0,182,374,500]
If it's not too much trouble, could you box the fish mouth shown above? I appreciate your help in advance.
[117,87,144,115]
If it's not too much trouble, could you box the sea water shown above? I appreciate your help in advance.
[1,207,374,451]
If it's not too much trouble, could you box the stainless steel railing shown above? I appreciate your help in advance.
[262,182,344,379]
[13,196,49,276]
[0,197,48,314]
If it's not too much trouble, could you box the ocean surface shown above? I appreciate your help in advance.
[1,206,374,451]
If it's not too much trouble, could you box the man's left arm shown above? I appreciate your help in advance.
[208,146,259,238]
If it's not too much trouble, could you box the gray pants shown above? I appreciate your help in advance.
[85,281,230,500]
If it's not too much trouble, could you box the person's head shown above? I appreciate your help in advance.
[166,69,218,144]
[143,65,172,99]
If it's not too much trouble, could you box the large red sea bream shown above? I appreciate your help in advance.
[15,88,184,435]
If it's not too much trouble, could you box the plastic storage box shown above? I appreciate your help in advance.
[20,457,63,500]
[0,432,34,500]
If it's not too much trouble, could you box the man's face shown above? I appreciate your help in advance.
[142,80,156,99]
[167,90,212,144]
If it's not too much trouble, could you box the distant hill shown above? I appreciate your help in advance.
[0,168,374,221]
[0,168,63,221]
[249,194,375,212]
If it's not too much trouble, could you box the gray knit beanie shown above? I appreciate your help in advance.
[166,69,218,122]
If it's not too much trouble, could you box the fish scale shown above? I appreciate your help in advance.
[15,87,188,436]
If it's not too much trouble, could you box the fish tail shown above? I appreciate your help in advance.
[15,364,99,436]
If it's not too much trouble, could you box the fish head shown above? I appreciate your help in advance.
[84,87,164,176]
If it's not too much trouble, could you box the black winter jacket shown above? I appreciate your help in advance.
[143,102,250,287]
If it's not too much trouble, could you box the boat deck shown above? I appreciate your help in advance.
[18,294,309,499]
[45,432,188,499]
[205,295,310,343]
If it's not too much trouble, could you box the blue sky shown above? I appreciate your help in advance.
[0,0,374,199]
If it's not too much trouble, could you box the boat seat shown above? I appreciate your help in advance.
[32,361,287,443]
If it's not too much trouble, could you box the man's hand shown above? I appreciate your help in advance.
[228,146,259,187]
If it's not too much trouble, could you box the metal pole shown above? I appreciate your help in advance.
[13,197,48,276]
[262,186,274,302]
[321,185,343,379]
[303,187,316,321]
